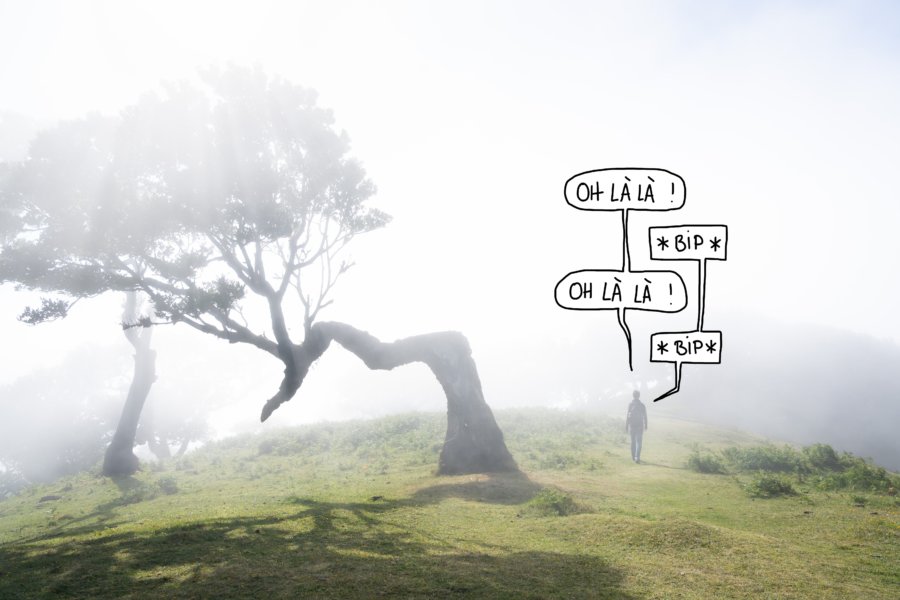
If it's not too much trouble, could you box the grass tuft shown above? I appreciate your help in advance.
[686,449,727,474]
[521,487,589,517]
[744,473,797,498]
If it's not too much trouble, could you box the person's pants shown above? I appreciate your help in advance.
[630,430,643,461]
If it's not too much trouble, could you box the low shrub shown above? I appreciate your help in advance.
[117,481,159,505]
[802,443,842,471]
[686,450,727,474]
[814,461,898,493]
[722,445,804,473]
[157,475,179,495]
[744,473,796,498]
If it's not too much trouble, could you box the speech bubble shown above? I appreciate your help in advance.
[649,225,728,261]
[650,331,722,364]
[564,168,686,212]
[649,224,728,332]
[649,330,723,402]
[554,270,687,312]
[555,269,688,371]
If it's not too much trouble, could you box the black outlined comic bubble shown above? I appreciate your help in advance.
[650,330,722,402]
[649,225,728,261]
[564,168,685,212]
[650,331,722,364]
[648,225,728,400]
[558,167,688,372]
[648,224,728,332]
[555,269,688,370]
[554,270,687,312]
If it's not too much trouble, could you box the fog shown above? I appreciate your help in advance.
[2,1,900,482]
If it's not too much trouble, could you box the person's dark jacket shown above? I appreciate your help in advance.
[625,400,648,433]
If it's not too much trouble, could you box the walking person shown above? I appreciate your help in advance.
[626,390,648,463]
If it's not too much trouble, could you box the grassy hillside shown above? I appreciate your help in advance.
[0,409,897,599]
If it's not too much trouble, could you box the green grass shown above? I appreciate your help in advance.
[0,409,898,598]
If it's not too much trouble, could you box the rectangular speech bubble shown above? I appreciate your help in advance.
[650,330,722,364]
[555,270,687,312]
[649,225,728,261]
[564,168,685,212]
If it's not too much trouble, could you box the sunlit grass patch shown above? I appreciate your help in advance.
[520,487,590,517]
[1,410,898,599]
[629,517,727,550]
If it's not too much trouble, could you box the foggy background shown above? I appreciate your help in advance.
[2,1,899,478]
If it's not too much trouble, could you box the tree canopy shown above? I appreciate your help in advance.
[1,66,516,475]
[1,66,387,336]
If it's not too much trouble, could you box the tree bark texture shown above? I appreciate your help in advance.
[145,432,172,461]
[102,293,157,477]
[260,321,517,475]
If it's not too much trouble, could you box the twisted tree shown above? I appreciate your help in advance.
[0,114,167,475]
[0,66,516,476]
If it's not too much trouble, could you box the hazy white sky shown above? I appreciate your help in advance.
[2,1,899,424]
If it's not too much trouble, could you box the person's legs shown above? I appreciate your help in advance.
[633,430,643,462]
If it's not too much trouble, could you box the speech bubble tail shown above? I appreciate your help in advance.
[697,258,708,332]
[653,362,683,402]
[617,307,633,371]
[621,208,631,273]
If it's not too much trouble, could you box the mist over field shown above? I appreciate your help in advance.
[1,3,899,598]
[0,0,897,484]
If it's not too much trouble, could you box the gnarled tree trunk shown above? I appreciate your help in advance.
[260,322,517,475]
[102,292,156,477]
[137,403,173,461]
[145,433,172,462]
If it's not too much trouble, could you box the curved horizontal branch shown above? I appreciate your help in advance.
[259,321,517,474]
[317,321,472,372]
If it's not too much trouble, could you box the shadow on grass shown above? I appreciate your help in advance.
[25,471,543,546]
[410,469,543,505]
[10,476,166,545]
[0,493,632,599]
[0,471,633,598]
